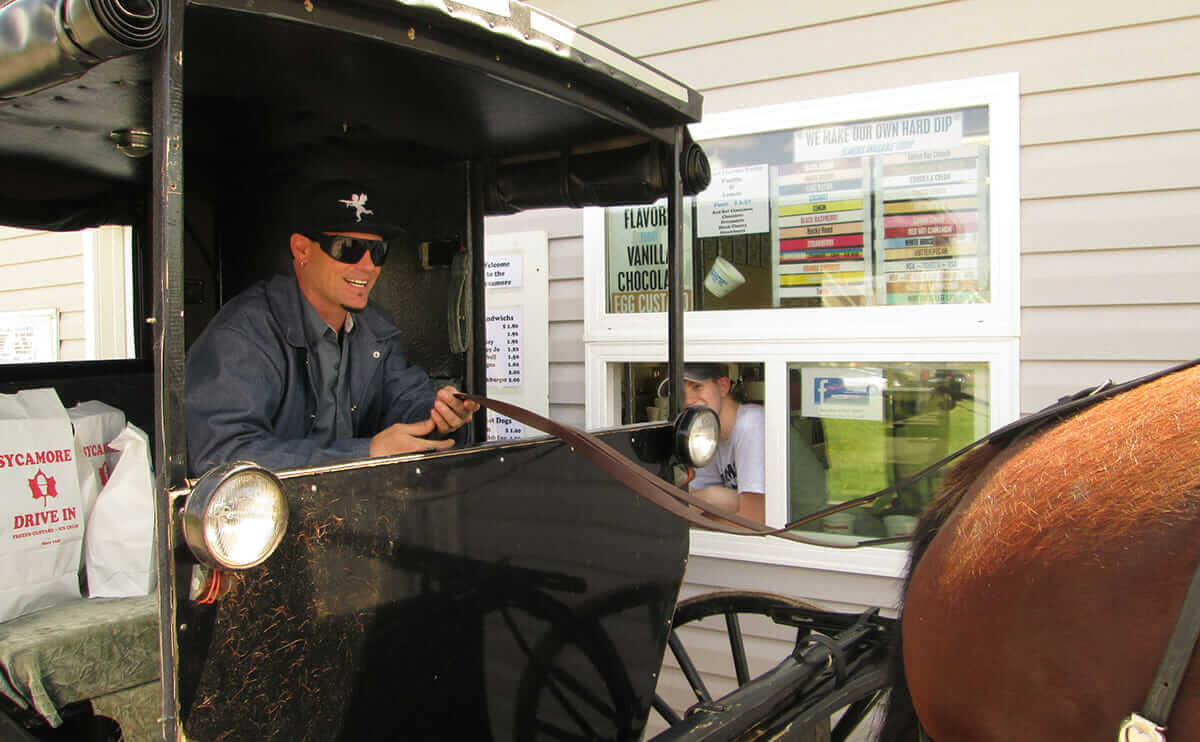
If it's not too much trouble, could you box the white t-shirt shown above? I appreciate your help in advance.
[690,403,765,494]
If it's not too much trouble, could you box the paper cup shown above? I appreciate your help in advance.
[703,256,746,297]
[821,510,855,535]
[883,514,918,538]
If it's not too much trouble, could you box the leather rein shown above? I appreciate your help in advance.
[459,356,1200,739]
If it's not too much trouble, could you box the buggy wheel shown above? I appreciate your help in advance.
[648,591,889,742]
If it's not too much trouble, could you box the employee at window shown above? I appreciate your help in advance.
[185,177,479,475]
[674,363,765,522]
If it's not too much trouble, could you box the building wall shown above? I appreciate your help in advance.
[489,1,1200,733]
[0,227,88,361]
[486,209,587,428]
[529,0,1200,411]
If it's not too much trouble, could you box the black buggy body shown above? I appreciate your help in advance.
[0,1,892,740]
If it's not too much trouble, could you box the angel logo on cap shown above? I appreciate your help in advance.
[339,193,374,223]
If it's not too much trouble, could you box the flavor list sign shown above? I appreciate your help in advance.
[697,164,769,238]
[606,201,693,313]
[794,111,963,161]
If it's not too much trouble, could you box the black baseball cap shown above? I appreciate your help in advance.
[682,363,727,382]
[657,363,728,397]
[295,179,407,241]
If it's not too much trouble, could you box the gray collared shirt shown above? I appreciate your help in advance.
[301,299,356,445]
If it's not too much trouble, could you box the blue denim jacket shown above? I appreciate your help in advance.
[185,273,436,475]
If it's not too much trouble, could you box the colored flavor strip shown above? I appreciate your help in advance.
[882,234,977,250]
[887,280,982,293]
[883,197,978,215]
[879,145,979,165]
[780,250,864,263]
[883,223,974,239]
[780,283,868,298]
[781,234,865,250]
[779,260,867,274]
[886,269,978,283]
[778,209,865,227]
[777,188,866,206]
[883,212,977,229]
[776,167,864,186]
[887,291,984,305]
[880,170,978,189]
[780,222,864,239]
[881,182,978,201]
[779,199,864,216]
[777,158,863,176]
[778,178,863,196]
[881,256,978,273]
[781,271,865,286]
[882,156,979,176]
[884,243,977,260]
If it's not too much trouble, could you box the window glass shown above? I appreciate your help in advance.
[787,361,989,543]
[614,361,764,424]
[0,226,136,363]
[603,105,990,312]
[604,202,695,314]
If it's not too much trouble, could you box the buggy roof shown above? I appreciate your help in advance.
[0,0,703,228]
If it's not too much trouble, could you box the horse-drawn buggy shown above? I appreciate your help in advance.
[6,0,1197,738]
[0,0,901,740]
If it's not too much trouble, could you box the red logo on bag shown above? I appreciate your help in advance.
[28,469,59,506]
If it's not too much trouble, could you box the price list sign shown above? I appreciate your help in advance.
[486,410,524,441]
[485,307,523,387]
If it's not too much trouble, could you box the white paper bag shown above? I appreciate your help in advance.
[0,388,86,622]
[84,423,156,598]
[68,401,126,521]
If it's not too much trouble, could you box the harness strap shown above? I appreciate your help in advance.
[1139,553,1200,729]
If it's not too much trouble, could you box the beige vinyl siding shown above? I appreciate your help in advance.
[530,0,1200,414]
[486,208,586,427]
[0,227,87,361]
[515,1,1197,730]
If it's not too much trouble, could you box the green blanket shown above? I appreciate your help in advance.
[0,594,159,727]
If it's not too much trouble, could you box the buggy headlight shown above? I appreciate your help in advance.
[182,462,288,569]
[674,406,720,469]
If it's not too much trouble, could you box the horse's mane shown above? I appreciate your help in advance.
[877,443,1003,741]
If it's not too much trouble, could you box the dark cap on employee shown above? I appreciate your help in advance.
[295,179,407,241]
[657,363,728,397]
[682,363,727,382]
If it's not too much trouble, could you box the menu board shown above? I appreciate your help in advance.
[773,110,988,307]
[775,157,867,304]
[485,307,523,387]
[877,145,986,304]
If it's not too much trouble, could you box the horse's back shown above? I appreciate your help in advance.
[900,364,1200,740]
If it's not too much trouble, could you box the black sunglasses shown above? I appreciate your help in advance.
[309,234,390,266]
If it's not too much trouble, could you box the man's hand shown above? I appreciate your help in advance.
[369,419,455,457]
[430,385,480,435]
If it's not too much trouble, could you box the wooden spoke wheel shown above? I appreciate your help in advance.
[648,591,889,742]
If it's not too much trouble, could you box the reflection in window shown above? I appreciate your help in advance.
[787,361,989,543]
[604,106,990,313]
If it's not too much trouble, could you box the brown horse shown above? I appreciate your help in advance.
[878,362,1200,741]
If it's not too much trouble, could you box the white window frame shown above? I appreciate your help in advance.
[583,73,1020,343]
[582,74,1021,576]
